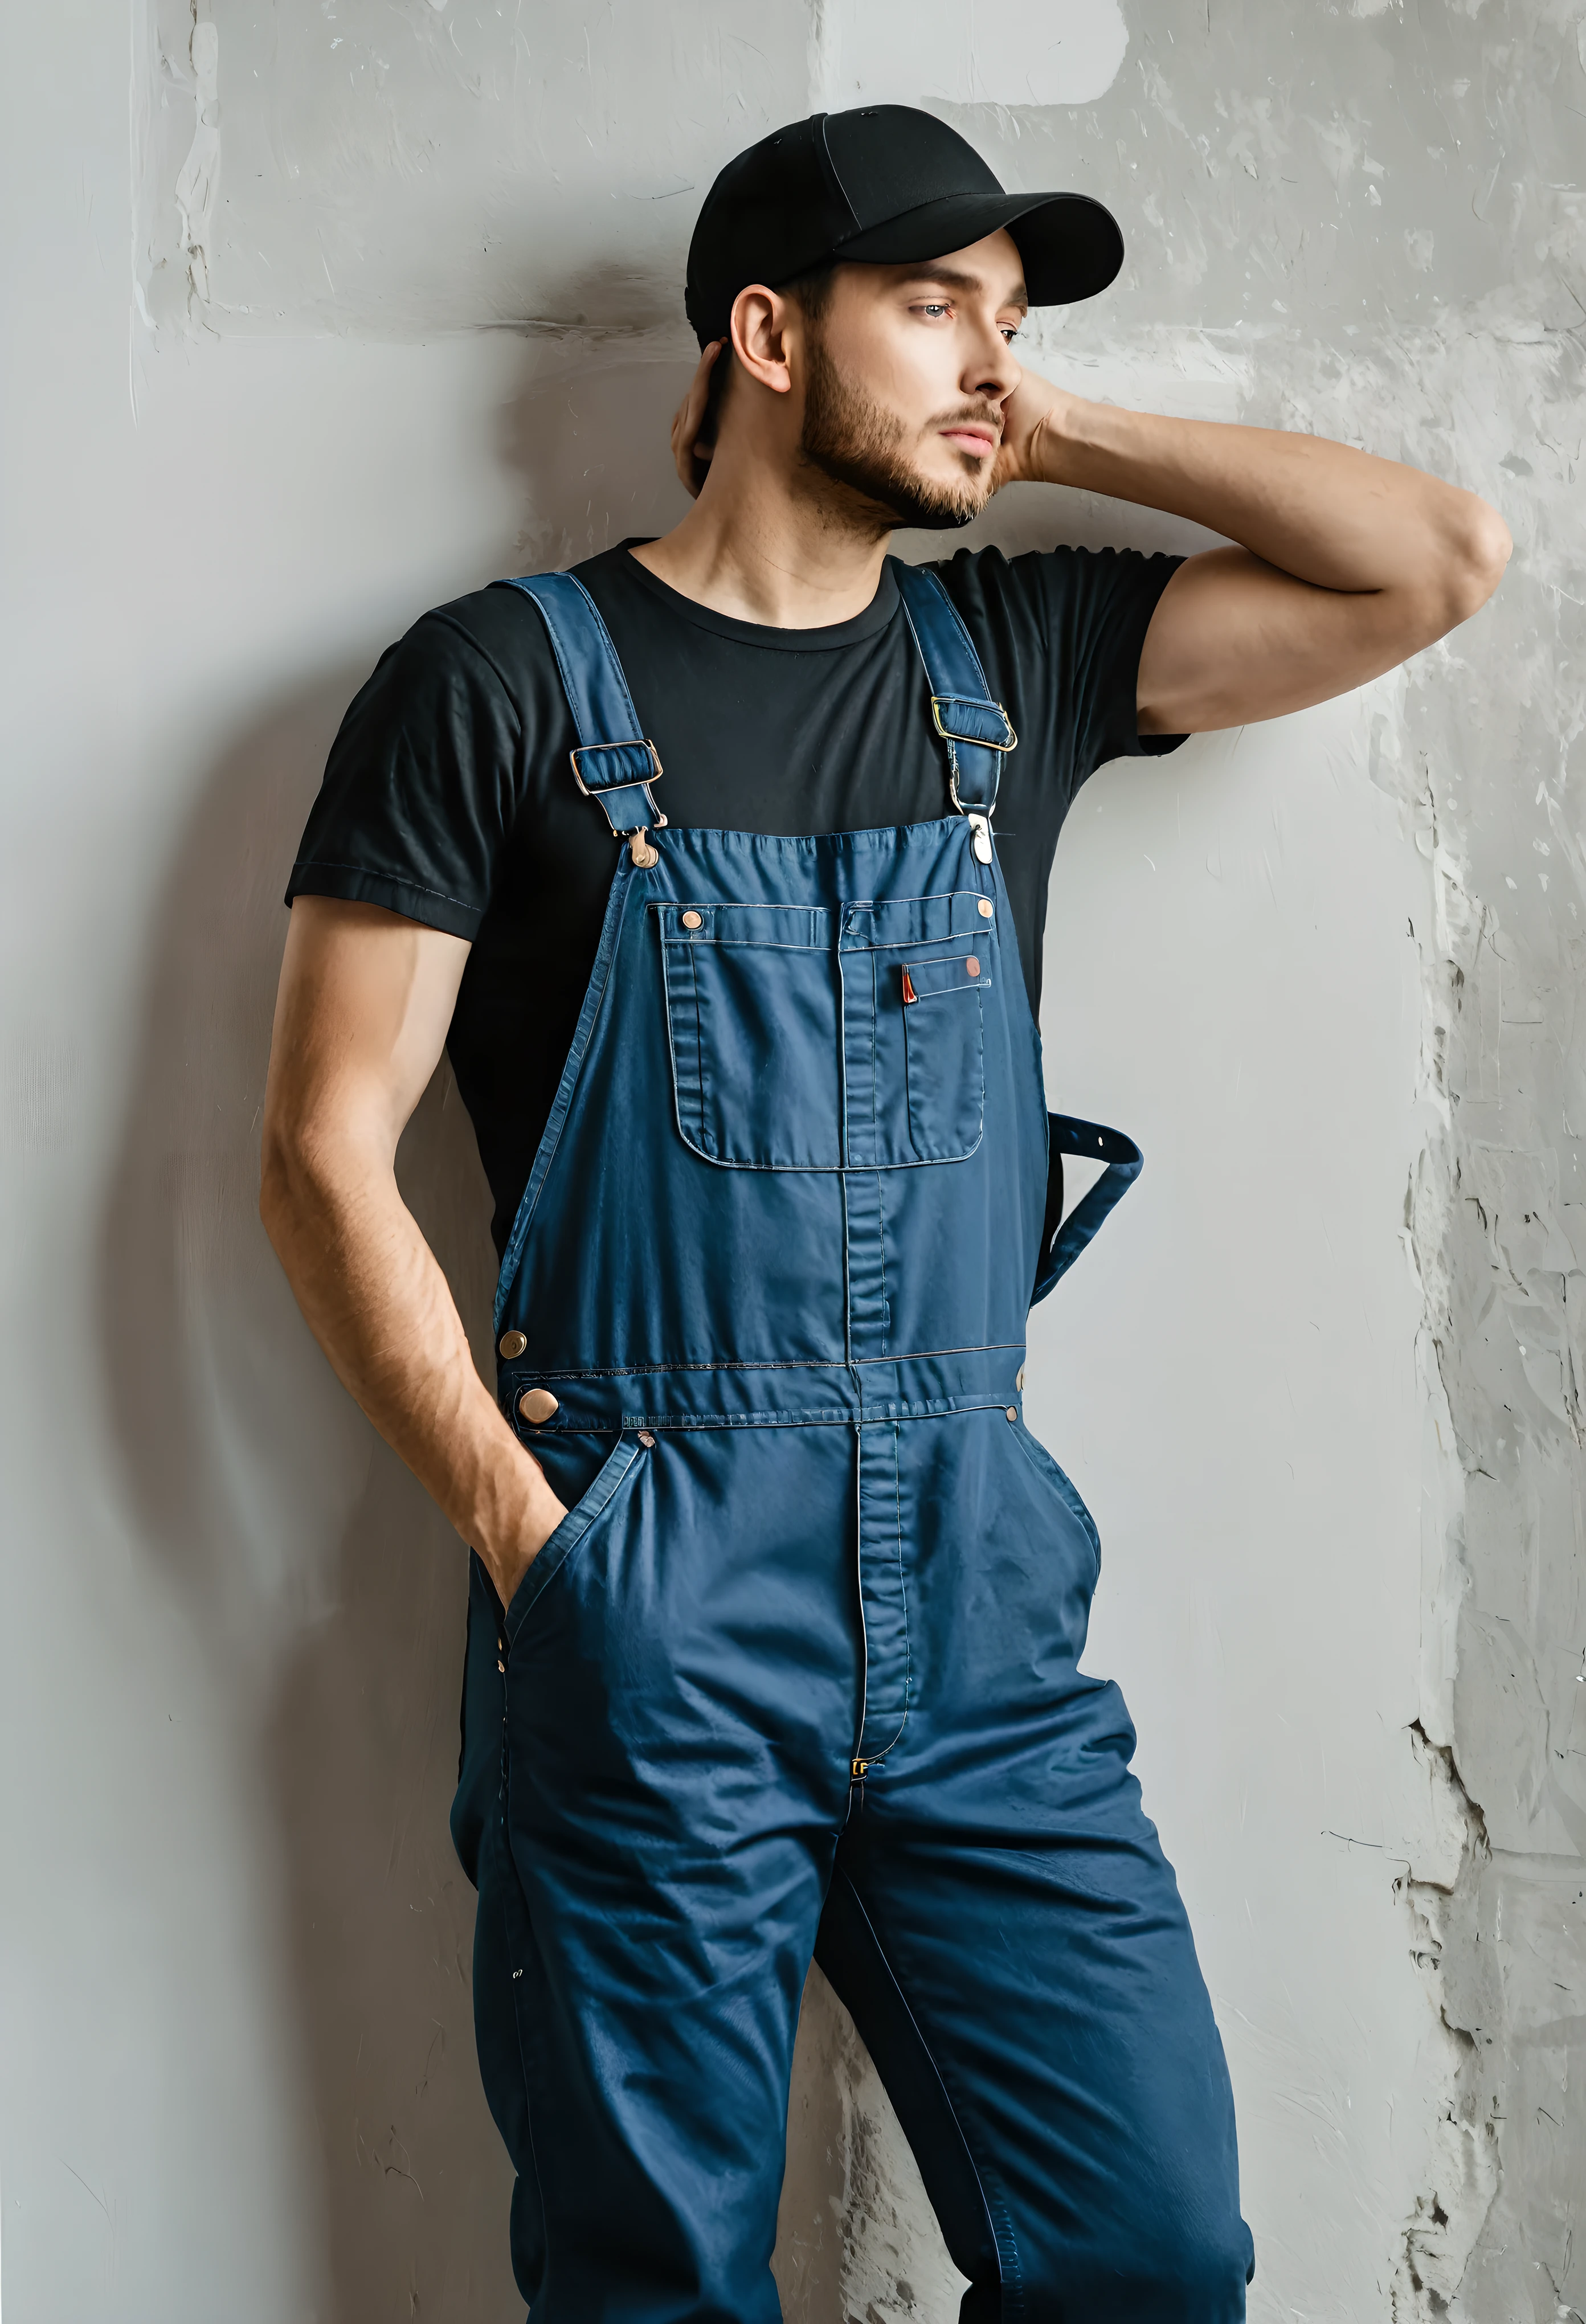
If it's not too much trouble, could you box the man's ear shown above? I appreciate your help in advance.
[729,284,795,397]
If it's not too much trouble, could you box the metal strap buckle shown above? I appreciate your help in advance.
[930,697,1017,753]
[569,738,664,797]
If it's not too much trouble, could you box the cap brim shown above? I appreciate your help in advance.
[831,190,1123,305]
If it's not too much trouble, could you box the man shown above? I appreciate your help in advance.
[262,107,1507,2323]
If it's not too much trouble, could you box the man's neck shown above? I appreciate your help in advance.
[631,441,894,630]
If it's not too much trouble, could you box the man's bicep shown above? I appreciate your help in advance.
[1137,547,1411,734]
[265,897,472,1163]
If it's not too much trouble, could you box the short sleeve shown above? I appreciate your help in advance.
[1021,545,1187,780]
[286,609,525,938]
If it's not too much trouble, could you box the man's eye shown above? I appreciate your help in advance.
[1002,328,1021,344]
[919,302,952,319]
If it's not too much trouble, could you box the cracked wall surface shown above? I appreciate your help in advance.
[1396,277,1586,2309]
[1,1,1579,2318]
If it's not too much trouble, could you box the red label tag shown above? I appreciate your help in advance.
[900,966,918,1005]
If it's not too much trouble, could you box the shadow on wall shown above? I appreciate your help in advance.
[96,658,520,2318]
[494,320,704,569]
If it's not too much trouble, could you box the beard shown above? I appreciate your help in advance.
[796,337,999,534]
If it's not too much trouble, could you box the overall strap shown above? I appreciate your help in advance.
[502,571,665,864]
[891,559,1016,860]
[1032,1115,1143,1306]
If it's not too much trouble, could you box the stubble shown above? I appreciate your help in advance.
[796,337,1000,535]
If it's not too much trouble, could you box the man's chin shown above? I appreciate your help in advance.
[847,457,991,533]
[889,492,986,533]
[884,453,997,530]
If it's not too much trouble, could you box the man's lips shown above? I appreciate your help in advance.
[938,424,999,456]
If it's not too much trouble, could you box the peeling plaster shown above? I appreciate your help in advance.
[1395,1726,1501,2313]
[1364,278,1586,2314]
[174,12,219,307]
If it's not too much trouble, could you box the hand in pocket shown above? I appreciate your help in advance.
[479,1449,569,1613]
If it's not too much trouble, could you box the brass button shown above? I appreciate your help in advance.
[1005,1405,1017,1422]
[1016,1365,1025,1390]
[498,1329,528,1360]
[978,898,994,918]
[497,1659,506,1674]
[681,910,702,930]
[637,1429,656,1448]
[518,1388,559,1426]
[966,956,982,977]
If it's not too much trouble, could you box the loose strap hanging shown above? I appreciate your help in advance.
[501,570,665,865]
[1032,1115,1143,1305]
[891,559,1016,859]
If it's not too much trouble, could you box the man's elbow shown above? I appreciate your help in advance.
[259,1113,310,1254]
[1431,498,1513,633]
[259,1106,344,1261]
[260,1090,391,1261]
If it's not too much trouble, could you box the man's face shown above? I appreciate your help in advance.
[796,230,1027,531]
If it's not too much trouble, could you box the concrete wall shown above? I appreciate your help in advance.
[1,3,1577,2318]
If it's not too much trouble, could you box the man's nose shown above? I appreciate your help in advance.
[966,333,1019,404]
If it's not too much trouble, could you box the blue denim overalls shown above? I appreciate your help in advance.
[451,559,1254,2322]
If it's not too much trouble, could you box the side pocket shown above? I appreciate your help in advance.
[504,1431,648,1640]
[1009,1419,1102,1582]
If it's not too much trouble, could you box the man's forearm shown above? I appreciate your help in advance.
[260,1134,559,1603]
[1032,393,1505,615]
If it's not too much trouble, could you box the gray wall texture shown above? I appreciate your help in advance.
[2,2,1581,2318]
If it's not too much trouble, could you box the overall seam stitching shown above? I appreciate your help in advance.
[861,1419,912,1765]
[501,1341,1025,1378]
[877,1168,889,1356]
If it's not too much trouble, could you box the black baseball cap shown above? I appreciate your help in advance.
[685,105,1123,347]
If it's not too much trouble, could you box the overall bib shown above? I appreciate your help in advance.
[451,561,1254,2323]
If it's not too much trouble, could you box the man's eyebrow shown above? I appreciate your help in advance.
[904,264,1029,313]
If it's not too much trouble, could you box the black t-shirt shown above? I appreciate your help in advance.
[288,542,1184,1255]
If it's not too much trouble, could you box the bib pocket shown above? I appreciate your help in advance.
[655,890,993,1172]
[843,892,994,1168]
[657,902,843,1169]
[900,949,990,1161]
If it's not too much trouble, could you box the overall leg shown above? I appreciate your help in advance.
[466,1418,859,2324]
[820,1405,1253,2323]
